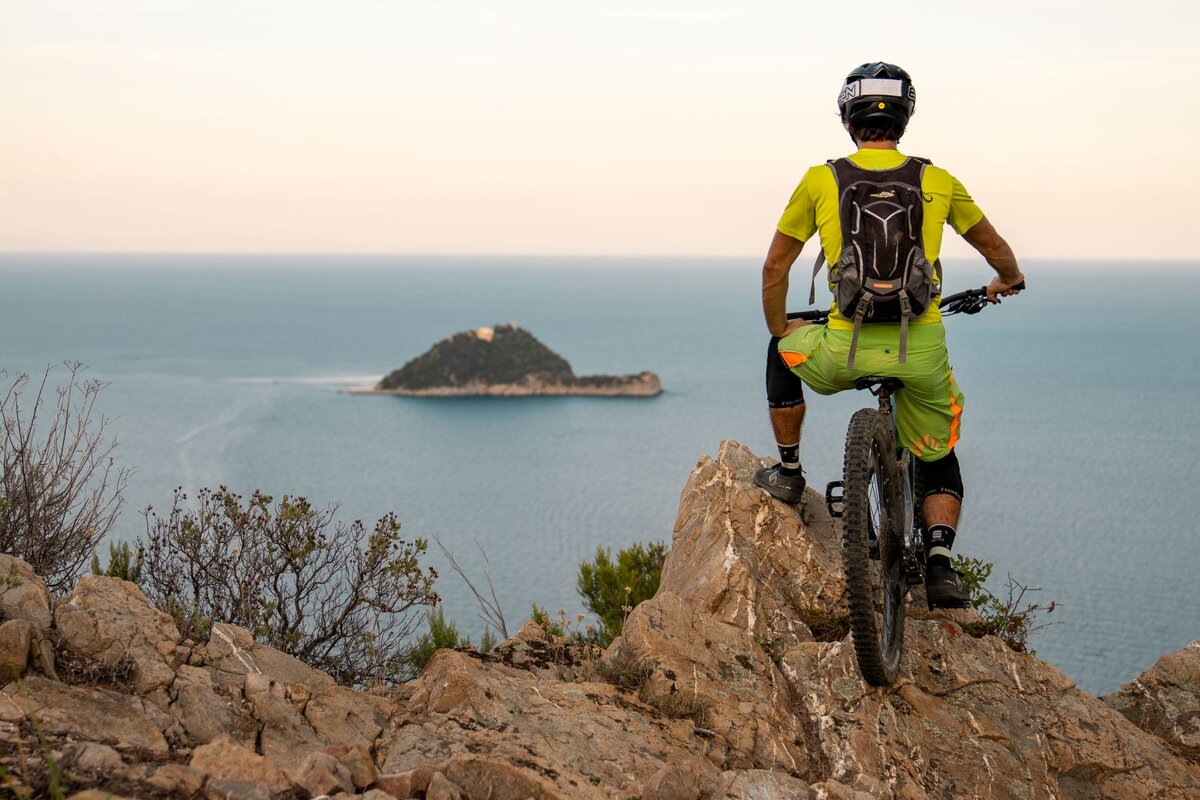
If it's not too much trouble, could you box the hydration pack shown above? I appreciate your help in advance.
[808,157,940,368]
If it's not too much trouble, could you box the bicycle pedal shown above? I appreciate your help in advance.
[824,481,845,518]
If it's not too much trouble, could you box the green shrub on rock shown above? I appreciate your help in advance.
[139,487,439,687]
[90,541,144,585]
[576,541,666,646]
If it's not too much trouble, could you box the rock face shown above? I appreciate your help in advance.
[1103,638,1200,761]
[363,323,663,397]
[0,440,1198,800]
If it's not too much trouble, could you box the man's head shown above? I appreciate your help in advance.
[838,62,916,144]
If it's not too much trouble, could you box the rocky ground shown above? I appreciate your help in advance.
[0,440,1197,799]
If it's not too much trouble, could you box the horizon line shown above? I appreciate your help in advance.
[1,250,1196,264]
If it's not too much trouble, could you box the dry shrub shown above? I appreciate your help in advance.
[0,363,130,594]
[140,487,439,687]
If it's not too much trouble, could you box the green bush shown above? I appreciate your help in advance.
[576,540,667,646]
[91,541,144,585]
[139,487,439,687]
[952,555,1058,654]
[400,607,497,679]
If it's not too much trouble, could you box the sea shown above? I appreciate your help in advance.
[0,253,1196,696]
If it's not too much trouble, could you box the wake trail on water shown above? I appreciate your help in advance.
[223,373,381,389]
[174,387,278,492]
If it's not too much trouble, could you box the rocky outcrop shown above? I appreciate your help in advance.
[0,441,1197,799]
[1103,638,1200,761]
[0,553,53,631]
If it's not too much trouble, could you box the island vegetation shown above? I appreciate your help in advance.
[353,323,662,397]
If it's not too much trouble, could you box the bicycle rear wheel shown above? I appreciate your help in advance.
[841,408,907,685]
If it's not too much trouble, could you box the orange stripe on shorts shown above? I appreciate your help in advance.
[947,371,962,449]
[781,351,806,368]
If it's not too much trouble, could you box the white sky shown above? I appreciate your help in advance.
[2,0,1198,258]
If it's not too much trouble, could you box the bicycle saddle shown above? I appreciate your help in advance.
[854,376,905,393]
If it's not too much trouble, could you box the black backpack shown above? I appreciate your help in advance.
[807,157,940,368]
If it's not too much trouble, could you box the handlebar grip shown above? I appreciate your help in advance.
[786,309,828,321]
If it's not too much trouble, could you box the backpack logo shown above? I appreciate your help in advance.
[869,190,895,199]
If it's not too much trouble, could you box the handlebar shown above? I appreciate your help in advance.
[786,281,1025,325]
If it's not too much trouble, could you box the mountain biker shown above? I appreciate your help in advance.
[755,62,1025,608]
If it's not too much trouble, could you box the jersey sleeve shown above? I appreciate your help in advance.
[776,167,822,242]
[947,174,985,235]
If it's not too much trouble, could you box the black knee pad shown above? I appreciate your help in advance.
[765,337,805,409]
[917,450,963,502]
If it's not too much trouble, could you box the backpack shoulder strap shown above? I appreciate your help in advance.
[807,158,844,306]
[807,249,824,306]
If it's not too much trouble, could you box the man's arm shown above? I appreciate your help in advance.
[961,216,1025,302]
[762,229,806,336]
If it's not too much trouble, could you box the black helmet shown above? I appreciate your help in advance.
[837,62,916,130]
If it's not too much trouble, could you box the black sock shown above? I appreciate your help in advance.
[926,524,956,569]
[776,442,800,475]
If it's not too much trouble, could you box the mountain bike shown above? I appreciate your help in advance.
[786,284,1021,685]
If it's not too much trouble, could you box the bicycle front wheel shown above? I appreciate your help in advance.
[841,408,907,685]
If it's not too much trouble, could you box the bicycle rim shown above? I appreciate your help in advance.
[841,408,906,685]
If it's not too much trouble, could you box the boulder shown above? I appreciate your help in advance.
[379,649,718,796]
[0,618,32,680]
[616,591,816,773]
[1103,638,1200,758]
[201,623,336,691]
[288,750,354,797]
[190,735,291,795]
[55,575,179,695]
[243,672,325,772]
[171,663,256,747]
[660,441,845,644]
[425,770,464,800]
[203,779,273,800]
[0,553,52,630]
[717,769,816,799]
[376,768,435,798]
[0,676,169,756]
[303,683,393,753]
[324,743,379,790]
[139,763,208,796]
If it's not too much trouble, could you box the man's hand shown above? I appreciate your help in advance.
[780,318,811,337]
[985,272,1025,303]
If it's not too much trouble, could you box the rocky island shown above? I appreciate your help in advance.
[349,323,662,397]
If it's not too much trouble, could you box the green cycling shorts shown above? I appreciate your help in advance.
[776,322,964,462]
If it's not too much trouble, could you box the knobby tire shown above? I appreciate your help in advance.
[841,408,906,685]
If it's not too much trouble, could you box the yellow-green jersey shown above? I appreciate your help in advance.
[777,148,984,330]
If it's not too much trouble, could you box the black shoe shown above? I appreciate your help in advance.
[753,464,806,504]
[925,561,971,608]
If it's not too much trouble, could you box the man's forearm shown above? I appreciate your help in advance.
[762,262,790,336]
[963,216,1021,282]
[761,230,805,335]
[981,240,1021,282]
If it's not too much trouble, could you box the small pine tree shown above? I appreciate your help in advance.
[400,607,498,679]
[576,540,667,646]
[91,541,144,585]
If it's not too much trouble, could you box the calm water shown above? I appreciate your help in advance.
[1,254,1196,695]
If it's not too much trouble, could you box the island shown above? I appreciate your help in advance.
[347,323,662,397]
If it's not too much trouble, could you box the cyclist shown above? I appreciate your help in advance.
[754,62,1024,607]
